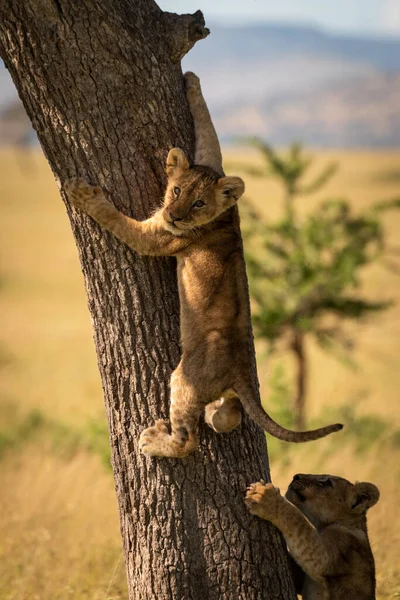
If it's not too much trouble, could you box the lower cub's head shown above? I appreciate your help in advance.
[286,473,379,529]
[162,148,245,235]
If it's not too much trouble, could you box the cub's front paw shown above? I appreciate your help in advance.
[184,71,201,100]
[184,71,200,89]
[64,177,104,211]
[245,482,281,519]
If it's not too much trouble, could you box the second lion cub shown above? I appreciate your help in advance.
[245,474,379,600]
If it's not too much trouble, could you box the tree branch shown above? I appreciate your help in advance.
[164,10,210,62]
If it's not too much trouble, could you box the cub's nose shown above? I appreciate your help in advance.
[169,212,183,223]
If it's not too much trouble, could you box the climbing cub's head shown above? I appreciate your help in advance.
[163,148,245,234]
[285,473,379,528]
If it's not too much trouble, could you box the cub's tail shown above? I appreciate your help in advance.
[233,383,343,442]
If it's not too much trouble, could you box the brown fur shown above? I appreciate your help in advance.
[64,71,342,458]
[245,475,379,600]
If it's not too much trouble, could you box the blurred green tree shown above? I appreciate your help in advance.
[240,139,400,429]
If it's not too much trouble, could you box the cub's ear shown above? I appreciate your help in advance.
[166,148,190,177]
[217,176,245,204]
[348,482,380,513]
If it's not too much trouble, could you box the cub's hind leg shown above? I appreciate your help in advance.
[205,391,242,433]
[139,367,202,458]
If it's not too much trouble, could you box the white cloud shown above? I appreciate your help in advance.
[381,0,400,33]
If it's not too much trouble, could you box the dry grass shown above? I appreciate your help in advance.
[0,148,400,598]
[0,448,126,600]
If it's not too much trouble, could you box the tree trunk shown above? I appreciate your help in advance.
[0,2,296,598]
[292,330,307,430]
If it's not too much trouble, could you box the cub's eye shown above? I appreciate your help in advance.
[173,187,180,196]
[193,200,205,209]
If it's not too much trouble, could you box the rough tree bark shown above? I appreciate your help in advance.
[0,2,297,598]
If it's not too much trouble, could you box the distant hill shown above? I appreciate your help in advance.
[2,23,400,147]
[212,72,400,147]
[181,24,400,147]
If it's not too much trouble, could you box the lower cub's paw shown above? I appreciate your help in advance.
[64,177,104,211]
[245,482,281,519]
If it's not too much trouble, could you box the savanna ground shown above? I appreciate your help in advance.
[0,147,399,599]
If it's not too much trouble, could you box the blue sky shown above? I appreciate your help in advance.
[158,0,400,36]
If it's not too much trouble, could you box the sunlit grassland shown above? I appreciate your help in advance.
[0,148,399,598]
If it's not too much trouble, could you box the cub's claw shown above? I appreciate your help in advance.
[245,482,281,518]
